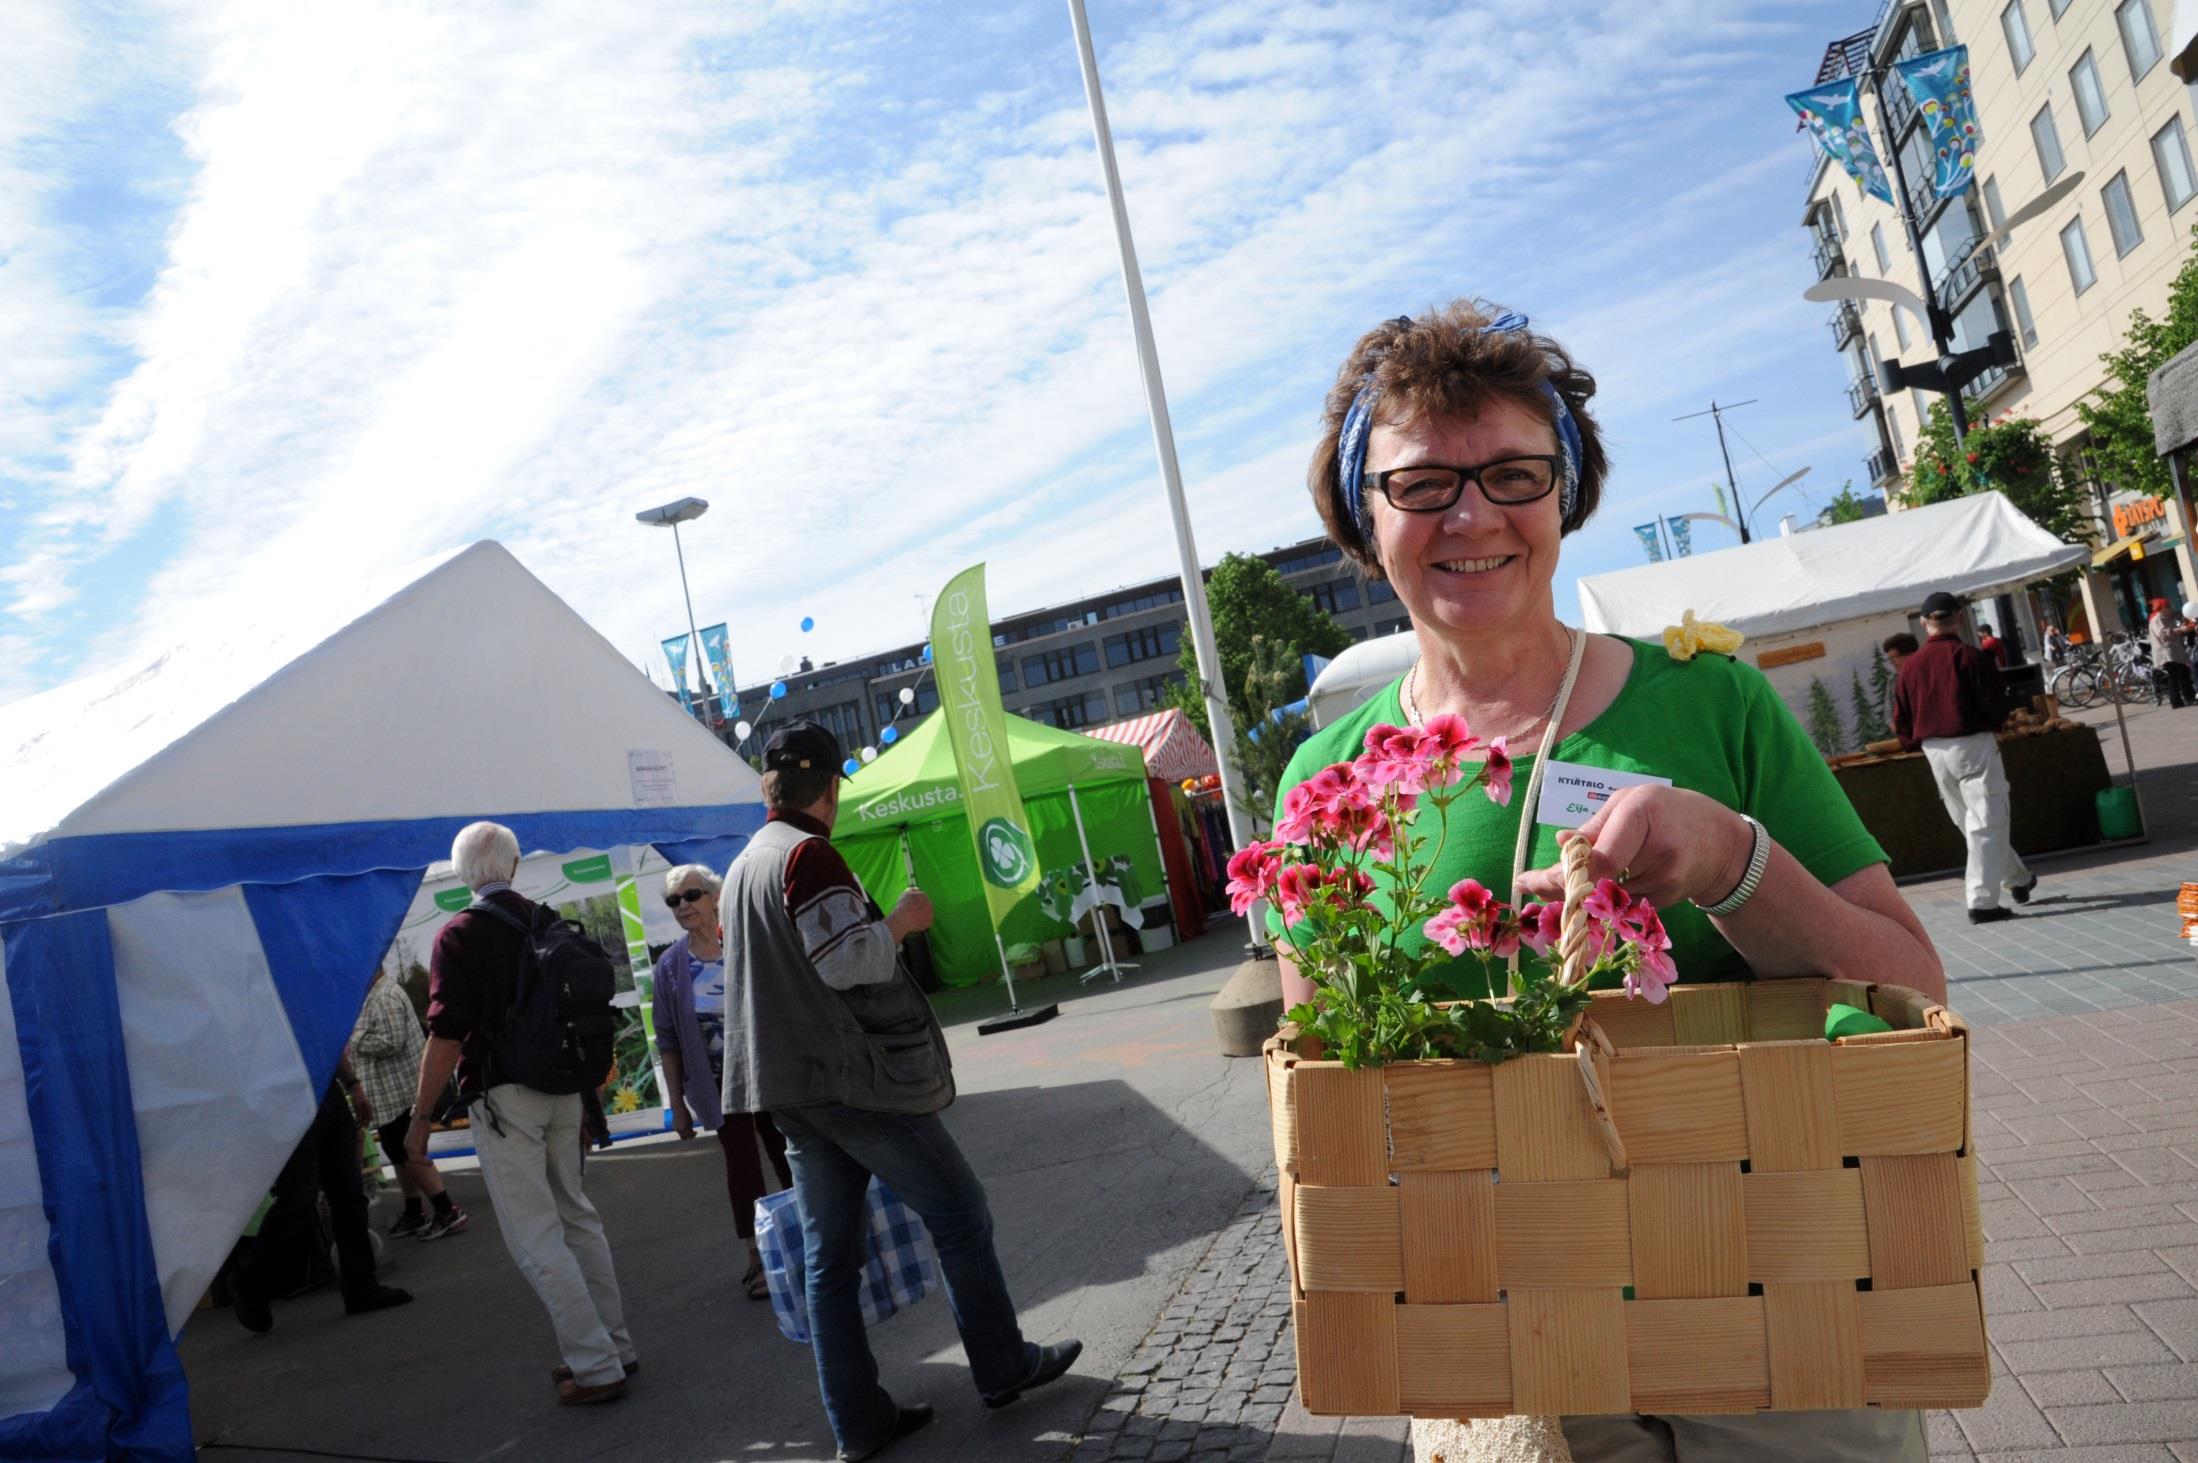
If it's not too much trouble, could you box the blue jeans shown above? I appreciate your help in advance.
[773,1104,1036,1454]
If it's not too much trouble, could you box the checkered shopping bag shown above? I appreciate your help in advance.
[754,1178,940,1345]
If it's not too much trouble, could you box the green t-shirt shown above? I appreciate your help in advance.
[1270,636,1886,998]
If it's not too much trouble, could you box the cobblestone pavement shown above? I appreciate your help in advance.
[1060,699,2198,1463]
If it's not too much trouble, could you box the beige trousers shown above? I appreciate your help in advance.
[1920,731,2030,911]
[1411,1409,1927,1463]
[471,1083,636,1387]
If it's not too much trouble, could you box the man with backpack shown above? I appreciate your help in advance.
[405,820,637,1406]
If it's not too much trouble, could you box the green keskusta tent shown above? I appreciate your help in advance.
[835,709,1160,986]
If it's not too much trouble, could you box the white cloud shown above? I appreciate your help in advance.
[3,0,1866,708]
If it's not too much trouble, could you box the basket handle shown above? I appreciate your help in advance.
[1556,836,1630,1175]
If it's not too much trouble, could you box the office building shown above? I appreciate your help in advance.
[727,536,1406,754]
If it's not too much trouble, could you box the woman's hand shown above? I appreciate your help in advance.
[1514,784,1752,911]
[673,1102,695,1141]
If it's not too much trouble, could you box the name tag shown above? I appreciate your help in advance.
[1536,761,1674,830]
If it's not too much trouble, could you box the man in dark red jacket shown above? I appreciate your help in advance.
[1892,591,2036,923]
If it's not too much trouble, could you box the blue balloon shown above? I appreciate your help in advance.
[769,681,787,700]
[842,758,861,776]
[800,616,815,632]
[920,643,932,663]
[880,726,899,745]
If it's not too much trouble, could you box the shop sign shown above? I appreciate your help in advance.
[2112,494,2169,538]
[1757,642,1828,670]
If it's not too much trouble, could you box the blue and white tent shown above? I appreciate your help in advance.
[0,542,766,1461]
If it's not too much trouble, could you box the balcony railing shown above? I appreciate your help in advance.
[1866,447,1901,486]
[1933,241,2000,314]
[1813,234,1846,280]
[1830,301,1864,350]
[1882,79,1918,140]
[1848,375,1881,417]
[1971,352,2027,404]
[1904,169,1944,230]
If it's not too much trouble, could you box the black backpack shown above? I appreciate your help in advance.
[467,899,619,1096]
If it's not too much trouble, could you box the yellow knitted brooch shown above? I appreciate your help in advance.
[1662,610,1745,662]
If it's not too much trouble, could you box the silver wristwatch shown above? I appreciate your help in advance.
[1698,814,1769,918]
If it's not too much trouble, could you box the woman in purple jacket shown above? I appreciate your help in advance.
[654,863,791,1299]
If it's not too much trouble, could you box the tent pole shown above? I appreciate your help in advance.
[1068,782,1136,985]
[995,931,1022,1014]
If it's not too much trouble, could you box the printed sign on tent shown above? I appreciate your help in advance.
[1786,77,1894,204]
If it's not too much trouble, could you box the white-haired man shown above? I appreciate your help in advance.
[406,821,637,1406]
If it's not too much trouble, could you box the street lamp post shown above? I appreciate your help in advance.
[636,496,710,709]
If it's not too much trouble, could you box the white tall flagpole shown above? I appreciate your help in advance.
[1067,0,1255,867]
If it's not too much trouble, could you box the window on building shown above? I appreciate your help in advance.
[2071,51,2110,137]
[1368,578,1397,603]
[812,702,866,747]
[1099,586,1184,620]
[2002,0,2035,72]
[875,683,938,726]
[1892,304,1911,349]
[996,658,1017,692]
[1983,177,2007,235]
[1887,409,1905,462]
[1929,0,1957,44]
[1829,191,1848,240]
[1872,221,1891,271]
[1306,580,1361,616]
[2032,104,2067,184]
[1868,332,1887,388]
[1021,641,1100,687]
[1102,620,1181,669]
[1270,544,1344,577]
[2103,170,2145,256]
[1113,672,1184,716]
[1027,691,1109,729]
[2008,275,2039,347]
[2154,116,2197,211]
[2119,0,2162,79]
[2048,0,2071,15]
[2061,216,2097,293]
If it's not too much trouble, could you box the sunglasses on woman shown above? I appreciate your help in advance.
[665,888,711,908]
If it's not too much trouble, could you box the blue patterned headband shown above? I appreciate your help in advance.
[1338,310,1583,532]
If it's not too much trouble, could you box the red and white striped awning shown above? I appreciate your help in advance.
[1085,707,1219,785]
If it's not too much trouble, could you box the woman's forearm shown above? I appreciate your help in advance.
[660,1048,687,1110]
[1713,851,1946,1004]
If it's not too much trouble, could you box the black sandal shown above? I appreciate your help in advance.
[742,1255,770,1301]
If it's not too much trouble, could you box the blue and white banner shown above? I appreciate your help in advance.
[1787,77,1894,204]
[1893,46,1980,199]
[698,623,737,719]
[661,634,694,714]
[1666,516,1694,558]
[1634,523,1664,563]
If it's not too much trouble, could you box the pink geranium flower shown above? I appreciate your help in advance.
[1481,737,1513,806]
[1583,877,1628,925]
[1515,900,1561,957]
[1225,842,1281,915]
[1275,783,1318,844]
[1419,712,1478,759]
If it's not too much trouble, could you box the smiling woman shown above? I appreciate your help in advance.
[1272,301,1946,1463]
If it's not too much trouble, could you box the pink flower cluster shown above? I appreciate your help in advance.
[1580,878,1678,1003]
[1226,843,1374,926]
[1422,879,1557,960]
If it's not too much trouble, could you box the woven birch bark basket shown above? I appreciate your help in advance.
[1262,839,1989,1456]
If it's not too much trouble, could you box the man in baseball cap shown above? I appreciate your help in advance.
[1892,591,2036,922]
[719,719,1079,1459]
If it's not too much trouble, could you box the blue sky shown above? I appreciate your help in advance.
[1,0,1887,707]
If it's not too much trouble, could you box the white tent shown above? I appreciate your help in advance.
[0,542,764,1460]
[1576,493,2087,640]
[1306,632,1421,729]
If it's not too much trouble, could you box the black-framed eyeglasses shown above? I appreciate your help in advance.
[665,888,711,908]
[1365,454,1561,512]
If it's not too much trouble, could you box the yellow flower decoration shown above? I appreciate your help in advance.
[610,1087,642,1114]
[1662,610,1745,662]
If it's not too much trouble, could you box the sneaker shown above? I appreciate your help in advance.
[981,1339,1083,1410]
[417,1207,469,1240]
[552,1360,641,1385]
[1968,907,2016,925]
[556,1376,628,1407]
[2011,876,2038,905]
[836,1404,933,1461]
[388,1209,428,1239]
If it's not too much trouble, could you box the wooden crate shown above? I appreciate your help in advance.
[1264,977,1987,1418]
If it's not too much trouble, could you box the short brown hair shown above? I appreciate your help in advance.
[761,766,834,812]
[1882,633,1919,657]
[1307,300,1609,577]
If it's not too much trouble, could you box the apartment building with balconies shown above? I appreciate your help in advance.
[1801,0,2195,519]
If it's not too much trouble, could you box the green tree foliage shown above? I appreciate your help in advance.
[1905,398,2094,547]
[1165,552,1354,739]
[1824,481,1870,524]
[1804,676,1847,757]
[1848,668,1889,745]
[1867,646,1896,731]
[2076,221,2198,501]
[1225,636,1316,832]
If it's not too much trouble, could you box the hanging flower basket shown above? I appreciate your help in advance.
[1264,844,1987,1422]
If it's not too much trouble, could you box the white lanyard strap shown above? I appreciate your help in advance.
[1506,627,1588,987]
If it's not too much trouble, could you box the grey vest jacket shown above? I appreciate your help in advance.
[719,819,955,1116]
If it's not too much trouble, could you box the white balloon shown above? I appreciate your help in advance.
[779,654,797,674]
[860,746,878,764]
[734,720,752,740]
[898,687,916,705]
